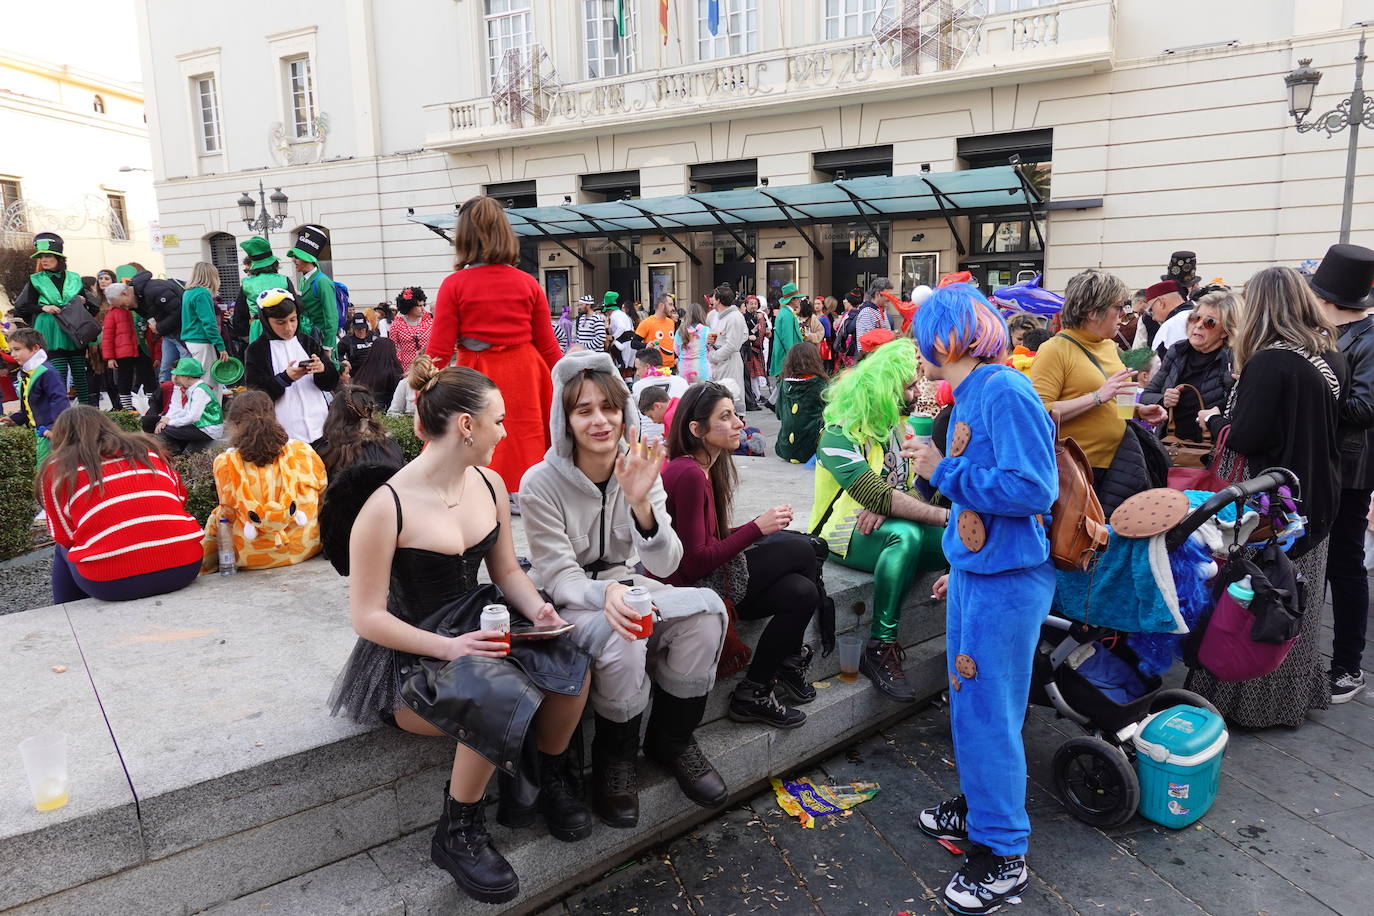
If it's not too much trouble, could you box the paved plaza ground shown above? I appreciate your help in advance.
[549,598,1374,916]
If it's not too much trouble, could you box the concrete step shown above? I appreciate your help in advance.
[3,555,945,915]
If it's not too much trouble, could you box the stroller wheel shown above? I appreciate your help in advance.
[1148,688,1220,718]
[1051,736,1140,828]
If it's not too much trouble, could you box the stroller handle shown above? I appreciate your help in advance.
[1163,467,1299,551]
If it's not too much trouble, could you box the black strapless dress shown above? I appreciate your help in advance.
[328,522,590,773]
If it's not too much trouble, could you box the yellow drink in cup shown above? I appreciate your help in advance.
[33,776,69,812]
[1115,391,1137,419]
[20,733,69,812]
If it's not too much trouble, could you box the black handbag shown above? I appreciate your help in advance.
[57,296,101,346]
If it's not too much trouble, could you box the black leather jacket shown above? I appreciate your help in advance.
[1337,316,1374,489]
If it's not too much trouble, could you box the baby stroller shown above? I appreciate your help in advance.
[1028,469,1299,827]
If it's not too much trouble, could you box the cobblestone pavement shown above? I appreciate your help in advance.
[548,599,1374,916]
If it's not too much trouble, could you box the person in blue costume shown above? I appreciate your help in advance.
[907,283,1058,916]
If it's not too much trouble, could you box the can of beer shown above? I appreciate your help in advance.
[480,604,511,652]
[623,586,655,640]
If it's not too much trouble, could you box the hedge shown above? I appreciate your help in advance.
[172,444,227,526]
[103,410,144,433]
[379,414,422,463]
[0,426,36,559]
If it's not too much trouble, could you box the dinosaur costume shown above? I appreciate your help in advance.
[201,439,324,570]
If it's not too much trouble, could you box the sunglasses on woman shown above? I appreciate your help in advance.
[1187,314,1219,330]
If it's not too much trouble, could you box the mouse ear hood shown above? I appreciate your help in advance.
[319,460,403,575]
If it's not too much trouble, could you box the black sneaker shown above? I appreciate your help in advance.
[1331,669,1367,704]
[860,639,916,702]
[943,844,1028,915]
[775,645,817,705]
[729,678,806,729]
[918,793,969,842]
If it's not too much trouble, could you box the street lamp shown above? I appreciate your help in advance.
[236,179,290,237]
[1284,28,1374,243]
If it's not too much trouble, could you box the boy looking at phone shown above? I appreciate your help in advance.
[243,288,339,447]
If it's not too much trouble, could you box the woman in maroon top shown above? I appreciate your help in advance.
[659,381,820,729]
[427,197,562,499]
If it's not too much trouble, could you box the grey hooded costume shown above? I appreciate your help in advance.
[519,350,729,722]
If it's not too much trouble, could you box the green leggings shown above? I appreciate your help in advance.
[832,518,946,642]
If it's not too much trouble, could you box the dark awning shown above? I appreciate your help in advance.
[408,165,1048,241]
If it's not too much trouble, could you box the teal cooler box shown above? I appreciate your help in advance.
[1131,704,1227,828]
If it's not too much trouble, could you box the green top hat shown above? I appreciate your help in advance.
[171,357,205,378]
[240,236,278,271]
[210,356,244,386]
[286,224,329,265]
[778,282,802,304]
[30,232,64,260]
[601,291,621,309]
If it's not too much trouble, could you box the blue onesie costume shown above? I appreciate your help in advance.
[929,362,1058,856]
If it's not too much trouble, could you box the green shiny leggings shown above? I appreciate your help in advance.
[832,518,946,642]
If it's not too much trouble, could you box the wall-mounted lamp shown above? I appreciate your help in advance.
[563,194,572,204]
[920,163,931,173]
[689,184,698,193]
[759,177,770,188]
[835,169,847,181]
[621,189,632,200]
[1008,153,1022,166]
[504,198,514,208]
[406,207,415,215]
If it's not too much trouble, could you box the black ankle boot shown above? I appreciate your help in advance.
[591,713,641,829]
[538,750,593,842]
[430,786,519,904]
[729,678,806,729]
[644,689,728,808]
[775,645,818,705]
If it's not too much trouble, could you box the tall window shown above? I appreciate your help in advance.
[107,194,129,241]
[92,94,105,114]
[207,232,241,301]
[485,0,533,91]
[824,0,881,39]
[0,179,25,233]
[698,0,758,60]
[285,56,317,139]
[194,75,222,153]
[585,0,635,79]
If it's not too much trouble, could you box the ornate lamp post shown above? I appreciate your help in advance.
[1285,29,1374,243]
[235,180,290,237]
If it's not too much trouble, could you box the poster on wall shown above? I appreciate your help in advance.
[765,258,799,304]
[647,263,676,306]
[900,253,940,299]
[544,268,570,317]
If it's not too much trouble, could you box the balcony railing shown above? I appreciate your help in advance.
[428,0,1113,146]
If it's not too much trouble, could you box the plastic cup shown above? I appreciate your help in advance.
[19,733,69,812]
[837,636,864,683]
[1115,390,1137,419]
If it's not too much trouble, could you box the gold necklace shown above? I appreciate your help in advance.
[428,468,467,509]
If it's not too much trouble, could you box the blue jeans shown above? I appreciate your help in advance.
[159,337,191,382]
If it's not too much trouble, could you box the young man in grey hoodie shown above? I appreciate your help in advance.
[520,350,730,827]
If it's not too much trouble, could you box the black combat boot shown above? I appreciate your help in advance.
[430,785,519,904]
[774,645,818,704]
[538,749,593,841]
[644,689,728,808]
[591,712,641,828]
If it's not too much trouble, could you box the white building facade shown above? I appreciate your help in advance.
[137,0,1374,310]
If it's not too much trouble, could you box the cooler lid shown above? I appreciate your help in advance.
[1133,704,1227,764]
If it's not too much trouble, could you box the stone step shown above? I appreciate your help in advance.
[3,502,946,914]
[201,633,948,916]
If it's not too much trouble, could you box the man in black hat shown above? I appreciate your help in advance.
[288,224,339,357]
[337,312,376,377]
[1312,243,1374,703]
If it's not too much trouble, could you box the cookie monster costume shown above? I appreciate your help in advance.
[912,284,1058,914]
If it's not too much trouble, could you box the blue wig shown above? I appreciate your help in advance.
[913,283,1010,367]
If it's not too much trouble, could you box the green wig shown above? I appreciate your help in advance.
[822,338,918,445]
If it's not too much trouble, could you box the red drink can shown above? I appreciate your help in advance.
[480,604,511,654]
[624,586,654,639]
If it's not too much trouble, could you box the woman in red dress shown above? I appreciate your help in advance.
[427,196,562,499]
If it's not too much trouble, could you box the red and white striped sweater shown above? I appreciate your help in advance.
[42,452,204,582]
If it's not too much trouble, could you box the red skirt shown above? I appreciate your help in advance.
[457,342,553,493]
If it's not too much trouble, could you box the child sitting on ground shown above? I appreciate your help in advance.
[156,357,224,455]
[3,328,70,462]
[637,385,671,442]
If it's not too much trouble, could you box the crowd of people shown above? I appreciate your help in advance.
[8,201,1374,914]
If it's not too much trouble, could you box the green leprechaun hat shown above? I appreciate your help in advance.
[778,282,803,304]
[240,236,278,271]
[601,291,621,310]
[171,357,205,378]
[30,232,64,259]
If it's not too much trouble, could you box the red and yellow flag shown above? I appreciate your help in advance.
[660,0,670,45]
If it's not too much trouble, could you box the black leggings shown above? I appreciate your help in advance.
[736,534,819,683]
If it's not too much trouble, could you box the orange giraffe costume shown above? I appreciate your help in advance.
[201,439,325,570]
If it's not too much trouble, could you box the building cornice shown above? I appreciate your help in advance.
[0,50,143,101]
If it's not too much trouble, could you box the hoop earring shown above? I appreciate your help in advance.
[463,435,474,448]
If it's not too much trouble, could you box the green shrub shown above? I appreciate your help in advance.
[103,409,143,433]
[379,414,421,463]
[0,426,37,560]
[171,443,227,526]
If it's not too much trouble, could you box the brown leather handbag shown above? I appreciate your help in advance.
[1159,384,1211,469]
[1049,410,1110,571]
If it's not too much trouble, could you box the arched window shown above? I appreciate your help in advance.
[93,94,106,114]
[206,232,241,301]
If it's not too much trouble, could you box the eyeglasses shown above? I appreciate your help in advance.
[1186,314,1219,330]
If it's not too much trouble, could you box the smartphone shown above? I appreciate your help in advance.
[296,359,313,369]
[511,623,576,640]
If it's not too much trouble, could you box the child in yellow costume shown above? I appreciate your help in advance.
[202,390,325,570]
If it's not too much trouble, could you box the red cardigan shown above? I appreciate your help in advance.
[101,307,139,360]
[426,265,562,369]
[657,455,762,586]
[42,452,204,581]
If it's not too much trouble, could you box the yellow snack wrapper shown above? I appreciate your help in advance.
[771,777,880,828]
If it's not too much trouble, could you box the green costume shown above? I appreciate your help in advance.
[774,374,826,463]
[297,269,338,348]
[810,424,945,641]
[28,271,81,352]
[769,304,803,376]
[241,270,293,343]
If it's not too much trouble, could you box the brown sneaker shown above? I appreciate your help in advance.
[860,639,916,702]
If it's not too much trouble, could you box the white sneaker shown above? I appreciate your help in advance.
[944,845,1028,915]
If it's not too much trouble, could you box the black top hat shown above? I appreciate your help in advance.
[1310,243,1374,310]
[286,224,330,264]
[30,232,65,260]
[1163,250,1197,285]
